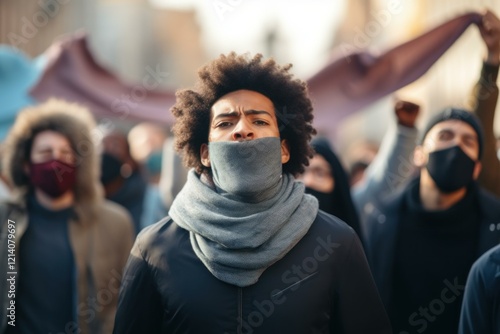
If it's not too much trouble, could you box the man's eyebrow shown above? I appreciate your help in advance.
[35,147,53,152]
[212,109,273,121]
[437,128,454,134]
[462,133,478,141]
[213,111,239,121]
[436,128,478,143]
[243,109,273,117]
[437,127,477,136]
[435,128,456,139]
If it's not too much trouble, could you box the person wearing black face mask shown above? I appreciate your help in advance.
[99,130,147,235]
[363,107,500,334]
[299,137,361,237]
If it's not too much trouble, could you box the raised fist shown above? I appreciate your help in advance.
[394,100,420,128]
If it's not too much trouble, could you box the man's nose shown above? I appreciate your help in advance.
[232,120,254,141]
[451,138,467,152]
[52,149,64,161]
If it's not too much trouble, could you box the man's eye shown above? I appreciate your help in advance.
[463,139,476,147]
[216,121,233,128]
[313,169,330,179]
[254,120,268,125]
[439,133,452,141]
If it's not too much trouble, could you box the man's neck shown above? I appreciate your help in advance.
[35,188,74,211]
[419,171,467,211]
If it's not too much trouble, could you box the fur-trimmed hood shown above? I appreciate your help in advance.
[2,98,103,217]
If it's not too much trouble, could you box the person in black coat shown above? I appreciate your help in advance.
[113,53,391,334]
[299,137,361,237]
[363,108,500,334]
[458,243,500,334]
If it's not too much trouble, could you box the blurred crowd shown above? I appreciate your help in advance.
[1,7,500,334]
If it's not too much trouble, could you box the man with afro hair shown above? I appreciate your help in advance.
[114,53,391,334]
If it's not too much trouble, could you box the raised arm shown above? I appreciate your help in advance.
[471,10,500,197]
[352,100,419,219]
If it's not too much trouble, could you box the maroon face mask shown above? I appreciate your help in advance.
[29,159,77,198]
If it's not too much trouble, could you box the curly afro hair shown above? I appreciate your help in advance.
[171,52,317,176]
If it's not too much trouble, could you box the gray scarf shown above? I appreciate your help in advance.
[169,140,318,287]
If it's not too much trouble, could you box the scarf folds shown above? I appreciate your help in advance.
[169,170,319,287]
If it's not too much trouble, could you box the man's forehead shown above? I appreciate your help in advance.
[308,154,331,170]
[426,119,478,138]
[211,90,275,113]
[33,130,71,147]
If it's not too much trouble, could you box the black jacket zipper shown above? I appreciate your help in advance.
[237,287,243,334]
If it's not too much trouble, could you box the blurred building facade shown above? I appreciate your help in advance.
[0,0,205,88]
[1,0,499,162]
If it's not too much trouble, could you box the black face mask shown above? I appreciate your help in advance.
[305,187,335,215]
[426,145,476,193]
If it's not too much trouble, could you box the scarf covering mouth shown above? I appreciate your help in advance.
[169,139,318,287]
[208,137,285,202]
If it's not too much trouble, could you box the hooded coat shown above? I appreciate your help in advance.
[309,137,361,237]
[0,100,134,334]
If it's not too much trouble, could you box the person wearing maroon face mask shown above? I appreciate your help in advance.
[0,99,134,334]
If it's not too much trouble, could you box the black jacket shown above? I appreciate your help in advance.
[113,211,392,334]
[362,183,500,309]
[459,244,500,334]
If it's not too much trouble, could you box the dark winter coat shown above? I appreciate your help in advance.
[113,211,392,334]
[459,243,500,334]
[362,182,500,310]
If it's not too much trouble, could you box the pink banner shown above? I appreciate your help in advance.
[30,32,176,125]
[306,12,481,131]
[30,12,482,129]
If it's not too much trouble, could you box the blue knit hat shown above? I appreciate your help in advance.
[419,107,484,159]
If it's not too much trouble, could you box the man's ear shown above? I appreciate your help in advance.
[280,139,290,164]
[413,145,426,168]
[200,143,210,167]
[473,161,482,180]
